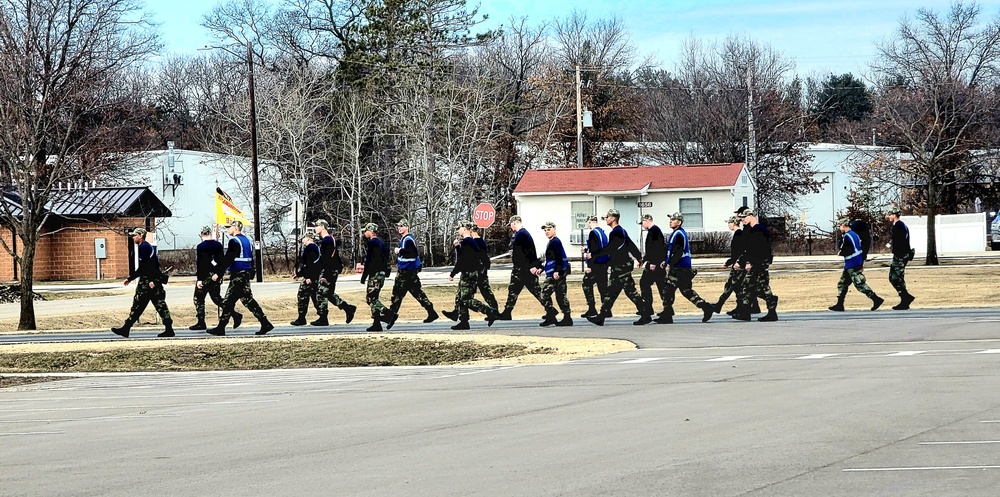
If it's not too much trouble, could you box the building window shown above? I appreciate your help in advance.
[571,201,594,231]
[741,173,748,186]
[742,196,748,208]
[679,198,703,229]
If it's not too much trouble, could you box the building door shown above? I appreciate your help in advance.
[614,197,641,246]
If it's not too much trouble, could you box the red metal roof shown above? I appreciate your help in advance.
[513,163,745,194]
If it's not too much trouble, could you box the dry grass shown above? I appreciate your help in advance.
[0,376,61,388]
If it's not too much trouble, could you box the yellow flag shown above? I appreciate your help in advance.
[215,188,253,227]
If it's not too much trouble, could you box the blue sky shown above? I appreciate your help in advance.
[149,0,1000,77]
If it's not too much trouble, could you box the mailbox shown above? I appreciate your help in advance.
[95,238,107,259]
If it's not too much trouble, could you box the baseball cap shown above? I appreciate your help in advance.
[199,225,212,236]
[396,218,409,227]
[886,207,902,216]
[735,206,750,215]
[508,215,522,224]
[361,222,377,233]
[587,215,598,222]
[669,212,684,222]
[312,219,329,229]
[838,217,851,226]
[224,220,243,229]
[741,209,756,218]
[541,221,556,229]
[604,208,620,219]
[727,215,740,225]
[302,230,317,240]
[131,227,147,237]
[456,219,472,229]
[641,214,653,221]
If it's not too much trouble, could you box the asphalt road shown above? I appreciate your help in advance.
[4,308,1000,496]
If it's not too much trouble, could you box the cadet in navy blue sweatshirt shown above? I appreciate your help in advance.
[538,221,572,327]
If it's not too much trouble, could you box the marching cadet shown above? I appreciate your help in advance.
[206,221,273,336]
[713,216,747,316]
[638,214,667,324]
[497,215,547,320]
[312,219,357,325]
[586,209,650,326]
[581,215,609,319]
[112,228,173,338]
[538,221,572,327]
[659,212,714,324]
[739,210,779,321]
[735,206,761,314]
[359,223,397,332]
[829,217,884,312]
[469,226,499,312]
[446,221,498,330]
[291,231,323,326]
[190,225,237,331]
[389,219,438,323]
[886,208,916,310]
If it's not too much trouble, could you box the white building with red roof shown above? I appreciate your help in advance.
[512,163,754,253]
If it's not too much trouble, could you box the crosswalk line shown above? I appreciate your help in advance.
[706,356,752,362]
[797,354,839,360]
[621,358,664,364]
[886,351,926,357]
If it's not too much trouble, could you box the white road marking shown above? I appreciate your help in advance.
[621,358,663,364]
[0,414,180,424]
[2,399,278,413]
[919,440,1000,445]
[0,431,64,436]
[976,349,1000,354]
[844,465,1000,472]
[979,420,1000,423]
[706,356,752,362]
[796,354,838,360]
[886,351,926,356]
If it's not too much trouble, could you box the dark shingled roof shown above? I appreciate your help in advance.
[2,187,171,219]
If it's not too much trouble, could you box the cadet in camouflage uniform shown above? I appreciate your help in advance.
[446,221,498,330]
[190,225,237,330]
[886,208,916,310]
[659,212,714,324]
[829,217,884,312]
[359,223,397,332]
[112,228,173,338]
[538,221,572,327]
[312,219,357,326]
[206,221,274,336]
[713,216,747,316]
[581,215,609,318]
[638,214,667,324]
[738,210,779,322]
[498,215,547,320]
[389,219,438,323]
[586,209,651,326]
[469,227,499,311]
[291,231,323,326]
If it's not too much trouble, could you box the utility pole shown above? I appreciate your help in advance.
[247,41,263,282]
[746,66,756,208]
[576,65,583,168]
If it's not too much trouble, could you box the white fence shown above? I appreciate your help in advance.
[901,213,987,255]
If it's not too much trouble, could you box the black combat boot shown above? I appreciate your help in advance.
[496,309,513,320]
[587,309,608,326]
[366,316,383,332]
[870,295,884,311]
[828,296,845,312]
[157,318,175,338]
[540,312,557,327]
[232,312,243,329]
[255,320,274,335]
[206,318,229,336]
[700,302,714,323]
[442,309,459,322]
[555,313,573,327]
[310,314,329,326]
[734,310,752,321]
[451,319,470,330]
[382,309,399,330]
[423,307,439,323]
[486,308,498,327]
[893,292,915,310]
[581,304,598,318]
[111,320,133,338]
[188,319,207,331]
[750,299,761,314]
[340,303,355,324]
[759,297,779,321]
[633,314,652,326]
[290,314,307,326]
[713,297,726,314]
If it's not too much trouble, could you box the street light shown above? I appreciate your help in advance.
[200,41,263,282]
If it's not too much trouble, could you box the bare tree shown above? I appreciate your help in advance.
[0,0,160,329]
[869,2,1000,264]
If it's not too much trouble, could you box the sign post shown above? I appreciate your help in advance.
[473,202,496,229]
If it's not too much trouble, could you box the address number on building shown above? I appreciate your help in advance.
[637,201,653,208]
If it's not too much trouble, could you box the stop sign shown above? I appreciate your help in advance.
[473,202,496,228]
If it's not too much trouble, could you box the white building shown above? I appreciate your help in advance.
[789,143,901,231]
[112,143,299,250]
[512,163,754,255]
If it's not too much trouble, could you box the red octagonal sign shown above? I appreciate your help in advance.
[473,202,496,229]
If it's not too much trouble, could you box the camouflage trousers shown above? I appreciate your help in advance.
[220,270,267,323]
[889,256,909,294]
[837,267,877,299]
[741,265,778,310]
[541,275,571,315]
[503,268,545,312]
[390,269,434,313]
[316,273,348,316]
[455,271,494,320]
[193,278,224,320]
[477,270,499,310]
[663,266,707,314]
[601,261,647,314]
[296,279,323,316]
[582,264,609,308]
[126,277,171,324]
[639,265,667,312]
[365,271,387,316]
[717,268,746,306]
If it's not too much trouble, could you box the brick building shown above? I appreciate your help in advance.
[0,187,171,281]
